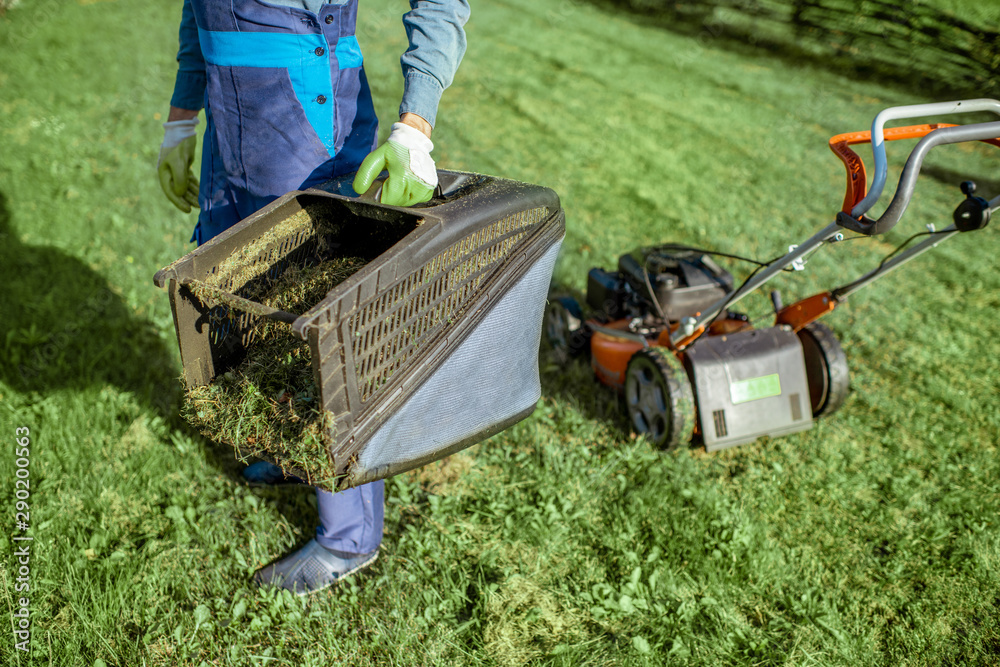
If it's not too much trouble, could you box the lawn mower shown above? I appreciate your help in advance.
[546,99,1000,451]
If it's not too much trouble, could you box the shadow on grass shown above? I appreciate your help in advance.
[537,283,633,437]
[0,189,259,485]
[539,346,632,432]
[0,189,175,405]
[538,281,714,454]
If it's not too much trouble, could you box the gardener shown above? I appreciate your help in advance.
[157,0,469,595]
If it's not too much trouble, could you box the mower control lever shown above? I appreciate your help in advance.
[835,121,1000,235]
[853,99,1000,218]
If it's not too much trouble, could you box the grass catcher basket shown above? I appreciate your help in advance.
[155,170,565,491]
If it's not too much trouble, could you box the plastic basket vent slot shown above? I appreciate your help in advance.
[350,207,548,402]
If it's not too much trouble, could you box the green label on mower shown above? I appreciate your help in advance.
[730,374,782,404]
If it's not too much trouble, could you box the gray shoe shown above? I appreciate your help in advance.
[253,539,379,595]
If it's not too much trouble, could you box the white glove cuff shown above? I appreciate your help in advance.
[387,122,436,187]
[162,118,199,150]
[387,122,434,154]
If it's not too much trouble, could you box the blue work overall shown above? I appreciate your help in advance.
[190,0,383,556]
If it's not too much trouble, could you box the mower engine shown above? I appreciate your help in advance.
[585,248,734,321]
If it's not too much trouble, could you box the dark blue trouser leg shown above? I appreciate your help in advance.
[315,481,384,555]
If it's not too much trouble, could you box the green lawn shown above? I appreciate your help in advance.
[1,0,999,665]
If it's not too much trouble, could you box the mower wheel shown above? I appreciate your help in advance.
[545,296,589,361]
[796,322,850,418]
[624,347,695,449]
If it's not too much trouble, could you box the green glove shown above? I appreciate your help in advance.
[157,119,200,213]
[353,122,437,207]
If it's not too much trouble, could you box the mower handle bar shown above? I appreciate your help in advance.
[837,120,1000,235]
[853,99,1000,218]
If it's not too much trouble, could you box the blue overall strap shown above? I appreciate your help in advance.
[197,29,342,155]
[188,0,378,243]
[189,0,375,163]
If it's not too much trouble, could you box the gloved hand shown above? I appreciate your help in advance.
[353,122,437,207]
[157,118,200,213]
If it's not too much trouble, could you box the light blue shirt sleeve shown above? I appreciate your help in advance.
[170,0,206,111]
[399,0,470,128]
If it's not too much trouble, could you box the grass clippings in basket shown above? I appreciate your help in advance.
[183,256,366,487]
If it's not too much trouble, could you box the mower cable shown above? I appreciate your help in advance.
[649,243,800,271]
[647,240,859,333]
[831,229,953,297]
[640,263,669,320]
[703,257,783,330]
[701,235,839,329]
[638,261,681,351]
